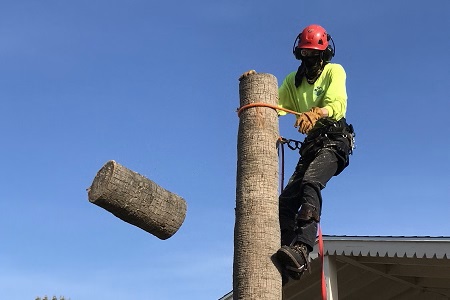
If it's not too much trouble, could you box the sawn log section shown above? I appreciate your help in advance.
[88,160,187,240]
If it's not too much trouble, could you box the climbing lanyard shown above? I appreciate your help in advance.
[277,137,302,190]
[319,225,327,300]
[237,103,301,117]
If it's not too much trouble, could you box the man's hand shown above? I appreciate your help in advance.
[294,107,323,134]
[239,70,256,81]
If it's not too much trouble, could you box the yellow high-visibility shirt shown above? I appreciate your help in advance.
[278,63,347,121]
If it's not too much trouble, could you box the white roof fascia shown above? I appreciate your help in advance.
[310,236,450,259]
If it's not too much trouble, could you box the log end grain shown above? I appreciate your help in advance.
[87,160,116,202]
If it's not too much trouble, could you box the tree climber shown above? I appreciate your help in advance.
[239,24,355,285]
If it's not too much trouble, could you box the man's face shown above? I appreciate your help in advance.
[300,48,323,72]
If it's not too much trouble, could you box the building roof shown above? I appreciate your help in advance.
[287,235,450,300]
[221,235,450,300]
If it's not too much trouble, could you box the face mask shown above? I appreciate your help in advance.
[302,56,321,70]
[298,55,324,85]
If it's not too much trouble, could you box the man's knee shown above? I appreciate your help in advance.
[296,203,320,223]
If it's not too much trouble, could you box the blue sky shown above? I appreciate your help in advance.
[1,1,449,299]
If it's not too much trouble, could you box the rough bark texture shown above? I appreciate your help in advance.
[234,73,281,300]
[88,160,187,240]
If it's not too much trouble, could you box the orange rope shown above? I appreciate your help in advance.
[236,103,302,117]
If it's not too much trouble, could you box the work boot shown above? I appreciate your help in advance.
[276,243,310,280]
[281,268,289,286]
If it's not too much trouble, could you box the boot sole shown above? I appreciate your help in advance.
[276,247,304,280]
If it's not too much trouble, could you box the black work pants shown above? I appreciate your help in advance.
[279,148,339,251]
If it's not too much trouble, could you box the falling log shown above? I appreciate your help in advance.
[88,160,187,240]
[234,73,282,299]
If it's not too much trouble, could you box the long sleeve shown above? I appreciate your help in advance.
[278,72,299,116]
[321,64,347,120]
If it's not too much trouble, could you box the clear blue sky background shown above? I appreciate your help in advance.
[1,1,449,299]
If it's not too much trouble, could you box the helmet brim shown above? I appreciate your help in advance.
[297,43,327,51]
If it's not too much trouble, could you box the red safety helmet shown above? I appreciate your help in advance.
[296,24,329,51]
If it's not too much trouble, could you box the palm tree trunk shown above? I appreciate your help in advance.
[234,73,281,299]
[88,160,187,240]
